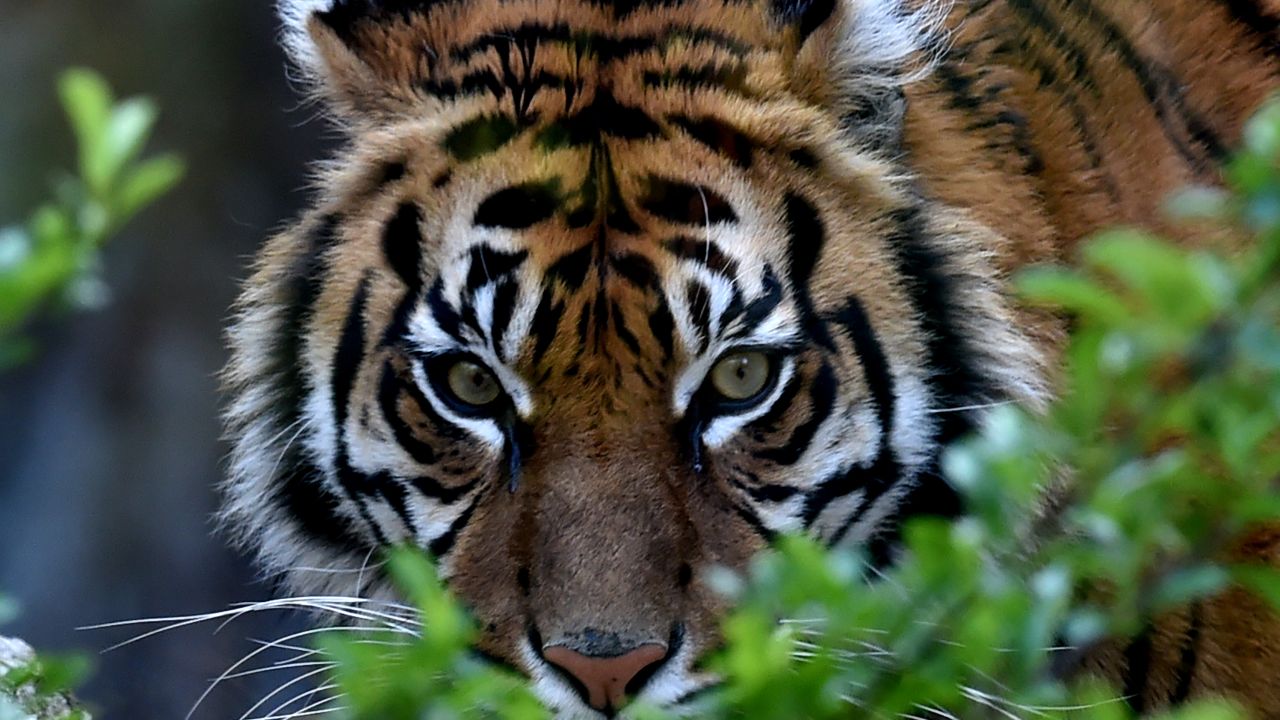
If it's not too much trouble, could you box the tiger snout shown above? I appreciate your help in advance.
[445,429,752,716]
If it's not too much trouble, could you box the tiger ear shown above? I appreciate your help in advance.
[777,0,943,153]
[279,0,437,121]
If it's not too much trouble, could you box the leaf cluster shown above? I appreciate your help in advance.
[0,68,184,366]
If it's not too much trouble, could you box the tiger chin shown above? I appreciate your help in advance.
[221,0,1280,716]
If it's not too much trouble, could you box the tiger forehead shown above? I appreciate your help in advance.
[327,0,786,89]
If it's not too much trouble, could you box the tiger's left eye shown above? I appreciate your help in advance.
[445,359,503,408]
[709,351,772,403]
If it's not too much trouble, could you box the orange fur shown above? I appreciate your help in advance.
[222,0,1280,715]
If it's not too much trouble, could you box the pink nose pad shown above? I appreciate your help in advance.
[543,642,668,712]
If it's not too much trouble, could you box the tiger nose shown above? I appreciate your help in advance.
[543,642,669,714]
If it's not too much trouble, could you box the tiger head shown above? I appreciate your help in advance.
[223,0,1045,715]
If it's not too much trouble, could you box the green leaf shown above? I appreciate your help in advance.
[1153,565,1230,610]
[1165,186,1231,222]
[1231,565,1280,611]
[1015,267,1130,323]
[100,98,159,196]
[1084,230,1229,327]
[1243,97,1280,160]
[57,68,114,196]
[114,154,184,224]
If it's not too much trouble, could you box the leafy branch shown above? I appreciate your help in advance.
[0,67,184,366]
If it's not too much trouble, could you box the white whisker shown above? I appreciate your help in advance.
[924,400,1015,415]
[240,664,337,720]
[186,625,404,720]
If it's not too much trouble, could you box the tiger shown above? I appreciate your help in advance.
[221,0,1280,716]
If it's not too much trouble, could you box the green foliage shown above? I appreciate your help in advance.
[320,100,1280,718]
[319,550,548,720]
[1,67,181,718]
[0,67,184,366]
[0,651,92,720]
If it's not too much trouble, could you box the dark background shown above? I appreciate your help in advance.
[0,2,338,715]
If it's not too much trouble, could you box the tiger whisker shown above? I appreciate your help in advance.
[251,685,343,720]
[222,659,336,682]
[924,400,1016,415]
[86,599,414,654]
[188,624,400,720]
[240,663,337,720]
[959,686,1027,720]
[263,418,308,482]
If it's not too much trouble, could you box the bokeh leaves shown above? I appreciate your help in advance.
[0,68,183,366]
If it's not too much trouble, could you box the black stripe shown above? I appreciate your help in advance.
[647,295,677,361]
[756,361,836,466]
[275,463,364,551]
[817,298,903,541]
[771,0,836,43]
[612,303,643,356]
[474,181,562,229]
[834,297,895,445]
[670,115,755,168]
[1008,39,1122,203]
[732,501,776,542]
[555,94,664,144]
[609,252,658,289]
[466,245,529,292]
[428,496,481,558]
[932,59,1045,176]
[373,471,421,538]
[783,193,834,350]
[1122,624,1155,714]
[686,279,713,353]
[1171,602,1203,704]
[425,277,466,342]
[725,264,784,332]
[730,474,800,503]
[1064,0,1227,166]
[383,203,425,290]
[548,243,595,290]
[664,236,738,276]
[378,361,439,466]
[641,177,737,225]
[643,62,750,95]
[1006,0,1222,172]
[882,205,989,447]
[1215,0,1280,55]
[783,193,824,294]
[529,286,562,365]
[490,278,520,359]
[448,23,749,66]
[331,275,389,545]
[269,216,366,552]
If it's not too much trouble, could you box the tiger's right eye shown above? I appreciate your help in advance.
[443,359,503,410]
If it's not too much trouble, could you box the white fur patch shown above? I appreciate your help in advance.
[839,0,951,86]
[277,0,335,76]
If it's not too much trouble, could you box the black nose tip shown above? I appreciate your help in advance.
[543,642,669,713]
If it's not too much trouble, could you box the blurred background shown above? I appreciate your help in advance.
[0,2,339,715]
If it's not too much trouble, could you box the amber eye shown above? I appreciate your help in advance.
[445,359,503,409]
[709,351,773,403]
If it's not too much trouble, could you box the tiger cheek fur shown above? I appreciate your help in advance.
[223,0,1280,715]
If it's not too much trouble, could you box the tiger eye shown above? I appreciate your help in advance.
[709,351,772,402]
[446,360,502,407]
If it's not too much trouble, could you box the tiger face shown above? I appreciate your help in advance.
[223,0,1045,715]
